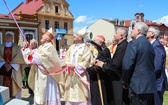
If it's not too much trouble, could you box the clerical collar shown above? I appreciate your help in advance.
[5,42,13,47]
[42,42,51,47]
[75,43,83,47]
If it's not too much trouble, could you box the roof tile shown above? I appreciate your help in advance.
[12,0,43,15]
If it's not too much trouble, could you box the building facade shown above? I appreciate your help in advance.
[87,13,168,43]
[126,13,168,41]
[0,0,74,51]
[88,18,128,43]
[0,14,39,45]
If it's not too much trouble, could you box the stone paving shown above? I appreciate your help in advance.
[20,89,168,105]
[21,88,34,105]
[21,89,65,105]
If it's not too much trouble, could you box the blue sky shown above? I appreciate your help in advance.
[1,0,168,33]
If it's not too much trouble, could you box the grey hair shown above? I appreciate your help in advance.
[149,26,160,38]
[135,22,148,35]
[117,27,128,38]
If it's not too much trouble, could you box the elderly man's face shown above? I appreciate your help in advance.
[146,28,154,39]
[40,34,50,44]
[114,29,122,42]
[131,25,140,39]
[93,37,102,46]
[5,34,13,42]
[74,34,82,42]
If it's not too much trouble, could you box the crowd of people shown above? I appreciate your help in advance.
[1,21,168,105]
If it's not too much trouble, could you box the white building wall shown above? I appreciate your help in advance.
[88,19,115,43]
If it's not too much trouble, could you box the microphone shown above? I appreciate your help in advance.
[86,39,102,51]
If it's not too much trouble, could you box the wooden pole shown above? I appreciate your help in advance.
[97,73,104,105]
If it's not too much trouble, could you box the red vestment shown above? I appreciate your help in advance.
[2,47,13,97]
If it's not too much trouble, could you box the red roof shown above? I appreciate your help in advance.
[12,0,43,15]
[145,22,167,27]
[124,19,168,28]
[124,20,132,27]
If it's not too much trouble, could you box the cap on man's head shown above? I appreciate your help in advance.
[97,35,105,41]
[45,27,55,40]
[76,26,88,38]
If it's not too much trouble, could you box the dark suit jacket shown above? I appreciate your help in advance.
[122,35,156,94]
[152,40,168,91]
[102,39,128,80]
[102,39,128,105]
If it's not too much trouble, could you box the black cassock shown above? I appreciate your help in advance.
[87,47,113,105]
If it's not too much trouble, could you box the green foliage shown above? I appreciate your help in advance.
[163,91,168,105]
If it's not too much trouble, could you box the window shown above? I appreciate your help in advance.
[55,21,59,32]
[64,22,68,31]
[26,34,33,42]
[24,31,35,43]
[45,20,49,29]
[120,21,124,26]
[136,16,139,19]
[55,6,59,13]
[64,39,68,44]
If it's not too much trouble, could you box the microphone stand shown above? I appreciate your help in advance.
[88,41,145,105]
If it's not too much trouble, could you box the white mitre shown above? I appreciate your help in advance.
[48,27,52,33]
[76,26,89,38]
[45,27,55,39]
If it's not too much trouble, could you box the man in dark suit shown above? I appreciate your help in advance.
[95,27,129,105]
[146,26,168,105]
[122,22,156,105]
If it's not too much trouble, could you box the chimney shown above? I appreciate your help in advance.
[114,18,119,25]
[26,0,33,4]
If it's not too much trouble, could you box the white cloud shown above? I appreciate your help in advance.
[86,16,97,24]
[75,16,95,24]
[75,16,87,23]
[86,20,95,24]
[74,16,96,34]
[153,15,168,26]
[73,26,83,34]
[108,18,113,20]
